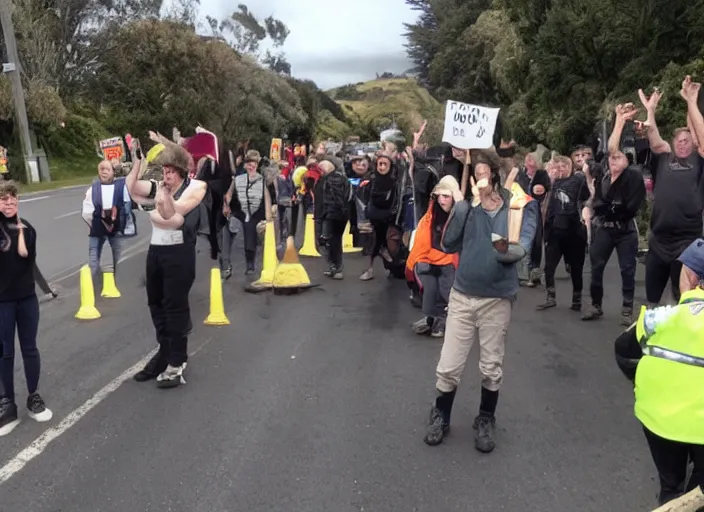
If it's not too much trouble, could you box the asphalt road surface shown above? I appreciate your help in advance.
[1,190,661,511]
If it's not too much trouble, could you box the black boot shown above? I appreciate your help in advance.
[423,388,457,446]
[474,387,498,453]
[536,287,556,310]
[134,351,168,382]
[570,291,582,311]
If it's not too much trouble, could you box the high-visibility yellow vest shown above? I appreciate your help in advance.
[634,287,704,443]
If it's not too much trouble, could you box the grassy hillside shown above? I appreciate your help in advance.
[322,78,444,144]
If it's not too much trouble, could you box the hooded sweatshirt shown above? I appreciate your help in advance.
[406,175,460,271]
[442,187,539,299]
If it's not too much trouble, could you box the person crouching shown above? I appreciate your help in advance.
[406,175,460,338]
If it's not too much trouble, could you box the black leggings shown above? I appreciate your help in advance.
[370,219,390,260]
[0,295,41,401]
[544,232,586,292]
[146,244,196,367]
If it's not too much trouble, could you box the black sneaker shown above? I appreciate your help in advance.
[27,392,53,422]
[134,351,168,382]
[221,265,232,281]
[473,413,496,453]
[0,398,19,437]
[423,389,456,446]
[430,319,445,338]
[245,262,255,275]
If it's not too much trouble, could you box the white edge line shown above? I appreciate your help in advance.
[0,335,215,485]
[0,348,157,485]
[53,210,81,220]
[19,196,49,203]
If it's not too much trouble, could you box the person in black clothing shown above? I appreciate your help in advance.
[316,157,352,279]
[359,151,400,281]
[537,156,590,311]
[583,104,647,324]
[515,152,551,286]
[0,181,53,436]
[638,78,704,305]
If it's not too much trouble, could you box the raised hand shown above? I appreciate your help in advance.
[412,120,427,149]
[680,75,701,102]
[615,102,639,121]
[638,87,663,112]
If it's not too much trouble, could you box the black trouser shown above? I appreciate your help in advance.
[589,225,638,308]
[370,219,390,260]
[643,426,704,505]
[322,219,347,270]
[239,209,266,267]
[0,295,40,401]
[645,246,685,305]
[146,244,196,367]
[544,231,586,292]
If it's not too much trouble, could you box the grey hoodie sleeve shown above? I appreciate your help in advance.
[441,200,471,253]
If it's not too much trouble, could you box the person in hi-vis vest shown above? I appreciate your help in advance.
[614,238,704,506]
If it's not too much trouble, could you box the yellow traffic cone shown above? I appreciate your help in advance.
[101,271,121,298]
[342,222,362,253]
[245,220,278,293]
[273,236,319,295]
[204,267,230,325]
[299,213,321,257]
[75,264,101,320]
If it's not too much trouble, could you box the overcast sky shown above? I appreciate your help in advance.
[197,0,419,90]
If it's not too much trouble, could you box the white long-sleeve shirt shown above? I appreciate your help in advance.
[82,182,131,224]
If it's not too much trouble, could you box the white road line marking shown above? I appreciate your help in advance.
[53,210,80,220]
[0,336,214,485]
[19,196,49,203]
[49,238,151,284]
[0,349,156,485]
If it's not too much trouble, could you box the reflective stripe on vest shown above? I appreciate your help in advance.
[634,288,704,444]
[642,345,704,368]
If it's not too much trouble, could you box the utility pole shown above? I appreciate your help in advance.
[0,0,37,183]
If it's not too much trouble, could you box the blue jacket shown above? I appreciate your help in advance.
[441,188,538,299]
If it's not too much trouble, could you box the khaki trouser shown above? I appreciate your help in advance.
[436,288,512,393]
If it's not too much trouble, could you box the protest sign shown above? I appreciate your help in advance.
[441,101,500,150]
[99,137,126,162]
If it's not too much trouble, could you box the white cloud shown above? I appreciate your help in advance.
[197,0,419,90]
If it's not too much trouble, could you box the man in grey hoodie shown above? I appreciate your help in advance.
[423,161,539,453]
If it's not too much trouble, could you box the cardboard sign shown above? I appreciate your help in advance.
[270,138,283,161]
[100,137,125,162]
[442,101,499,150]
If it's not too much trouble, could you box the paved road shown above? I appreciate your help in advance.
[0,201,661,511]
[19,185,151,285]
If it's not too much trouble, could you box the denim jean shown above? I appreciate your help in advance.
[218,218,239,270]
[88,235,124,278]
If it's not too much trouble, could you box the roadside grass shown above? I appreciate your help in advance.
[17,156,97,194]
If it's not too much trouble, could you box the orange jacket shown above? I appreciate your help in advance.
[406,201,459,271]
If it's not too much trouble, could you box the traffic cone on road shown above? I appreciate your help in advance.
[273,236,319,295]
[75,265,101,320]
[299,213,321,257]
[342,222,362,253]
[245,220,278,293]
[204,267,230,325]
[101,271,121,298]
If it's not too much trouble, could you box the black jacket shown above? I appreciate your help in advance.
[316,171,351,222]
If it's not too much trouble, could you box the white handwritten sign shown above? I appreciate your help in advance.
[441,101,500,150]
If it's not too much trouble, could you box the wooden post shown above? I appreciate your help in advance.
[651,487,704,512]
